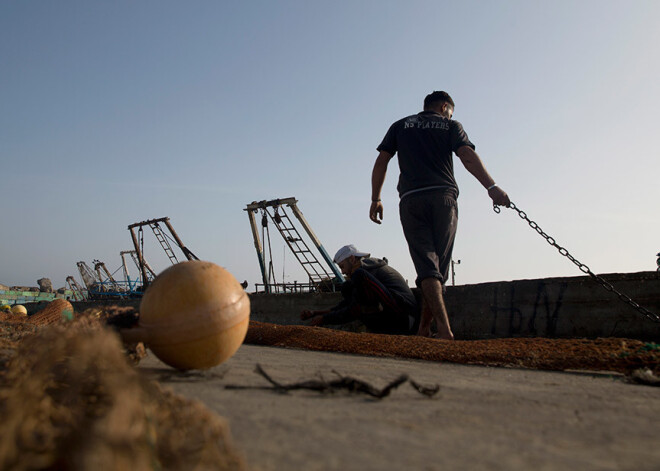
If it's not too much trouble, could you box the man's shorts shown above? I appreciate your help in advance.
[399,189,458,287]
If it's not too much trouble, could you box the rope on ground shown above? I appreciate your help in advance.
[224,364,440,399]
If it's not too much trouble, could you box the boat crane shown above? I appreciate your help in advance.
[76,261,100,292]
[245,197,344,293]
[93,259,124,293]
[128,217,199,289]
[65,276,86,301]
[75,259,128,299]
[120,249,156,291]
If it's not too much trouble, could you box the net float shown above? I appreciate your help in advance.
[11,304,27,317]
[121,260,250,370]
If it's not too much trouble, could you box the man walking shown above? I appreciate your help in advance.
[369,91,510,339]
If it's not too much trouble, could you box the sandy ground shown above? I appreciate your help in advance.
[139,345,660,471]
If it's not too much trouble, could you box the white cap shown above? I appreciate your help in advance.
[333,244,370,264]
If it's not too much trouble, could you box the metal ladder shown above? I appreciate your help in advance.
[269,207,334,284]
[150,222,179,264]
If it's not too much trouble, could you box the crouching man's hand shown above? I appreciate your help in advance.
[301,309,330,325]
[308,315,324,327]
[300,309,315,320]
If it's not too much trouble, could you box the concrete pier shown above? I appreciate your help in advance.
[141,344,660,471]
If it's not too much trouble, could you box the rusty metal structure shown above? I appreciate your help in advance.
[120,249,156,292]
[65,276,86,301]
[76,261,113,299]
[93,260,123,293]
[76,261,100,292]
[128,217,199,289]
[245,197,343,293]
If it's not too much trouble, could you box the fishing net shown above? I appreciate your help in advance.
[0,315,247,470]
[246,321,660,374]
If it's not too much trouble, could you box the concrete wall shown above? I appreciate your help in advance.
[444,271,660,341]
[1,289,83,306]
[43,271,659,341]
[249,271,660,341]
[249,291,343,325]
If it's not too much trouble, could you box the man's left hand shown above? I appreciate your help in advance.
[369,201,383,224]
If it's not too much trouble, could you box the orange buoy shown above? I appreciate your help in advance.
[121,260,250,370]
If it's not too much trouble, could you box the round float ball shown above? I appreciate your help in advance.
[136,260,250,370]
[11,304,27,316]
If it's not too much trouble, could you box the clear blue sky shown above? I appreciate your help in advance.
[1,1,659,290]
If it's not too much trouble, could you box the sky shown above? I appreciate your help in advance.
[1,1,659,291]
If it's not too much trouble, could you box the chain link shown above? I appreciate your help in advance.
[494,202,660,323]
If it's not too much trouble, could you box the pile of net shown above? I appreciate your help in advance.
[0,314,247,470]
[246,321,660,375]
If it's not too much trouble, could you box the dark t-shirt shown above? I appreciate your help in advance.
[377,111,475,198]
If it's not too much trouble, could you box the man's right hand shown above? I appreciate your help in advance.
[369,201,383,224]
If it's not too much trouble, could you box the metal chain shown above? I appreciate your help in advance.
[494,202,660,323]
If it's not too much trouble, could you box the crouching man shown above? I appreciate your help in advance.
[301,244,419,335]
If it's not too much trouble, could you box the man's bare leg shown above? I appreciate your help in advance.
[416,298,433,336]
[420,278,454,340]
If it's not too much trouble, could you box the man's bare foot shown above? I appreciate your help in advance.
[417,326,432,337]
[435,332,455,340]
[434,328,454,340]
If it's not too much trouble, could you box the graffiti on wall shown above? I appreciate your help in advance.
[490,281,569,337]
